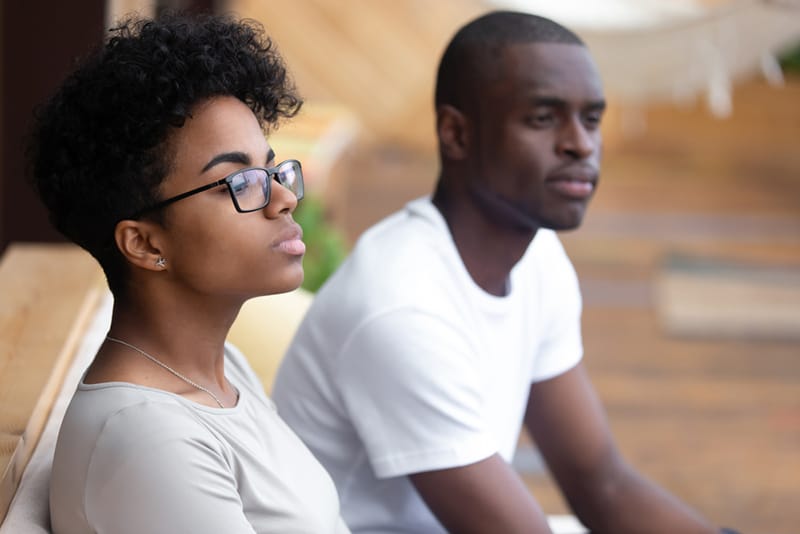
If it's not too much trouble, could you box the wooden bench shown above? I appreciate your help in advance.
[0,243,106,531]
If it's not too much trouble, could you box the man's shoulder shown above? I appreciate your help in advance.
[352,197,444,257]
[291,201,467,356]
[324,199,456,295]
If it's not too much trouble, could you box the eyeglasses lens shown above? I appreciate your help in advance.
[228,161,303,212]
[230,169,268,211]
[275,160,304,200]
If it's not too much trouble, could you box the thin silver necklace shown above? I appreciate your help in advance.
[106,336,227,408]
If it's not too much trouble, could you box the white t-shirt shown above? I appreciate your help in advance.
[273,197,583,533]
[50,343,350,534]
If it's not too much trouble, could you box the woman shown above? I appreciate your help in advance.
[28,13,349,534]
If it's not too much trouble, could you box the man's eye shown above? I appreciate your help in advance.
[583,112,603,129]
[525,111,555,127]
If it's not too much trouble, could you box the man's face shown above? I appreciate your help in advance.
[467,42,605,232]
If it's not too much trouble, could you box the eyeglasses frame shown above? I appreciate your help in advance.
[128,159,304,220]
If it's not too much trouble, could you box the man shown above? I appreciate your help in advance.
[273,11,726,534]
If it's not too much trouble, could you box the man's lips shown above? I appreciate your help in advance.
[547,169,598,200]
[273,225,306,256]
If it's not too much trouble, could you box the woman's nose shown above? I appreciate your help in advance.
[263,179,298,217]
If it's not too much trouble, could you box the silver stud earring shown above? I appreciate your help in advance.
[155,257,167,268]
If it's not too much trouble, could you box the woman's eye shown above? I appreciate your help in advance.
[230,179,249,195]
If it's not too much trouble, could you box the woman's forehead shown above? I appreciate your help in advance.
[169,97,269,170]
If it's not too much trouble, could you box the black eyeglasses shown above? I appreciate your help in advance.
[129,159,304,219]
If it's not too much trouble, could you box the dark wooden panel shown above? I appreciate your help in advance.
[0,1,105,253]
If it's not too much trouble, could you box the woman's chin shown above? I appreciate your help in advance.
[267,269,305,296]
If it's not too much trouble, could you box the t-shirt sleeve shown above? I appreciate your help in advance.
[335,309,496,479]
[84,403,256,534]
[528,232,584,382]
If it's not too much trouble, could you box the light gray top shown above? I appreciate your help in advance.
[50,342,350,534]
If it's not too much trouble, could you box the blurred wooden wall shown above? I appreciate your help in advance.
[235,1,799,248]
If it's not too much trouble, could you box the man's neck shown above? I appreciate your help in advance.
[433,188,536,297]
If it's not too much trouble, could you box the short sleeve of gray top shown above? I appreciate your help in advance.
[49,342,350,534]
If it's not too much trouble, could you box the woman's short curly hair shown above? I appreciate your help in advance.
[27,12,302,295]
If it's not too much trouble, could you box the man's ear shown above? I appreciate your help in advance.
[114,220,167,272]
[436,104,470,161]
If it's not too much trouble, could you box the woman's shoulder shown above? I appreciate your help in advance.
[62,384,216,452]
[52,387,224,497]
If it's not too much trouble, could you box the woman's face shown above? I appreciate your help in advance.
[155,96,305,301]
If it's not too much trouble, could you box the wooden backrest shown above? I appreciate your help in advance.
[0,243,104,524]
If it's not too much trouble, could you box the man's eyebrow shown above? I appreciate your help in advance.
[266,148,276,165]
[586,100,607,111]
[529,96,567,107]
[528,96,607,110]
[201,151,250,173]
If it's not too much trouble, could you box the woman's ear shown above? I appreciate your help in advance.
[114,220,167,272]
[436,104,470,161]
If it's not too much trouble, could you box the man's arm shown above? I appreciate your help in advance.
[525,362,717,534]
[409,454,552,533]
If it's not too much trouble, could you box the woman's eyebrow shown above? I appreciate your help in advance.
[266,148,276,165]
[201,151,250,173]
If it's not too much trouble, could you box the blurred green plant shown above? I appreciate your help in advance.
[779,41,800,75]
[294,196,348,293]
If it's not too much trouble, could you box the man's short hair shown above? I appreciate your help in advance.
[435,11,584,109]
[27,13,301,295]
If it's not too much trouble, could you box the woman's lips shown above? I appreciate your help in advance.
[274,225,306,255]
[276,238,306,255]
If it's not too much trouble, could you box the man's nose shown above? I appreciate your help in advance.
[556,117,597,159]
